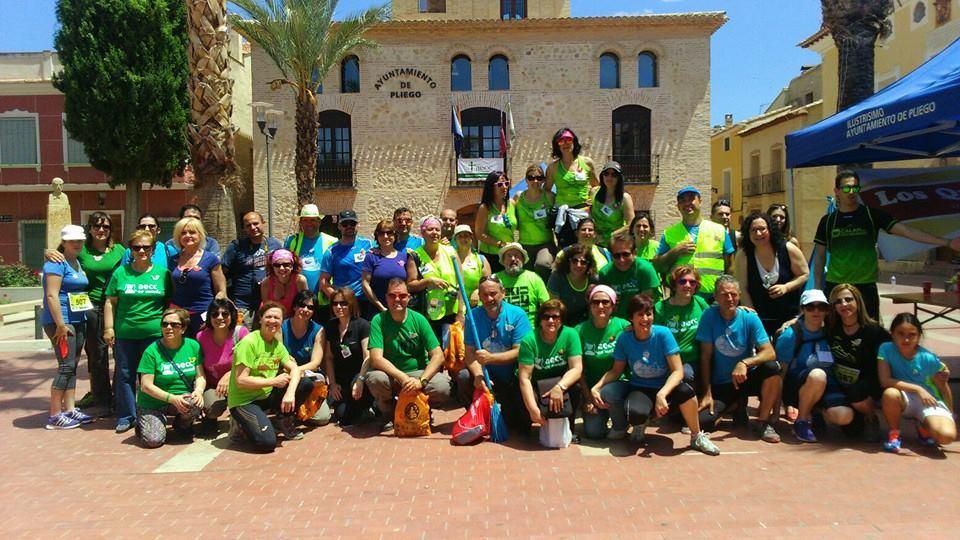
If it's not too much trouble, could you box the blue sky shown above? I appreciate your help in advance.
[0,0,823,126]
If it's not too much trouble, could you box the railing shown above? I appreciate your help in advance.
[742,175,761,197]
[316,161,355,189]
[743,171,785,197]
[613,154,658,183]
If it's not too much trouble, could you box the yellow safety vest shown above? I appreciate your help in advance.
[663,220,726,293]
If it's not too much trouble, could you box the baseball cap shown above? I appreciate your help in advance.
[800,289,828,307]
[600,161,622,176]
[453,224,474,237]
[338,209,358,223]
[677,186,701,198]
[299,204,321,218]
[61,224,86,241]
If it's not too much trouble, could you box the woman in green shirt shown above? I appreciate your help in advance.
[518,299,583,438]
[515,163,556,278]
[104,229,171,434]
[136,308,205,448]
[544,127,599,208]
[577,286,630,439]
[475,171,517,273]
[630,212,660,263]
[590,161,635,247]
[547,243,598,326]
[653,265,709,386]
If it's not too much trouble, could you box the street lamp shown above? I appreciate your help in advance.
[252,101,282,238]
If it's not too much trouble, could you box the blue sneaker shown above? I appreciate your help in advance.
[46,413,81,430]
[916,423,937,447]
[883,432,902,453]
[115,419,134,434]
[793,420,817,442]
[66,408,94,424]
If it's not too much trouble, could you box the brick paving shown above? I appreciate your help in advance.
[2,279,959,538]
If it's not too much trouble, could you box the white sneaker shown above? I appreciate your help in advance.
[606,428,627,440]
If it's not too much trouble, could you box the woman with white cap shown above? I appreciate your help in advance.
[42,224,95,429]
[452,224,490,307]
[590,161,635,247]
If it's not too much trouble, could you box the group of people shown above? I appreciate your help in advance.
[41,132,958,454]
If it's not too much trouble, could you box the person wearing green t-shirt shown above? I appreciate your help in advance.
[518,299,583,435]
[577,286,630,439]
[544,127,599,208]
[136,308,205,448]
[515,163,556,278]
[590,161,635,247]
[495,243,551,327]
[630,212,660,264]
[228,302,311,451]
[599,233,661,317]
[366,279,449,430]
[104,229,172,434]
[475,171,518,274]
[654,265,710,383]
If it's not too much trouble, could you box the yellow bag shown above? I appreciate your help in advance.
[395,391,431,437]
[444,320,466,374]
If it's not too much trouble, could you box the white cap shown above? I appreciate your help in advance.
[800,289,828,306]
[299,204,321,218]
[60,224,86,241]
[453,224,474,237]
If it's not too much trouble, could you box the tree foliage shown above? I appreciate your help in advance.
[53,0,190,189]
[229,0,389,205]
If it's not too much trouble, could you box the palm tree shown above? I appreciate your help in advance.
[187,0,239,245]
[820,0,894,112]
[229,0,389,206]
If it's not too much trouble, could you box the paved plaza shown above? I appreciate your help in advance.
[2,278,958,538]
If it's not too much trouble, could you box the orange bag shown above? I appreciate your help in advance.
[444,320,466,374]
[297,380,329,422]
[395,391,431,437]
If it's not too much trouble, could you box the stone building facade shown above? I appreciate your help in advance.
[250,1,725,237]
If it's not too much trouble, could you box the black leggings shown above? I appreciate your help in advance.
[625,383,696,426]
[229,378,314,451]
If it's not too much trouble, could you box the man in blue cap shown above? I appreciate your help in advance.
[655,186,734,298]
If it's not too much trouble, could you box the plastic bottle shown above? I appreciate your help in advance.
[890,275,896,286]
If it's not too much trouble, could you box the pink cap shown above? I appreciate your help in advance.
[589,284,617,305]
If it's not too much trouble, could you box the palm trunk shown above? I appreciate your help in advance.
[835,32,878,112]
[193,175,237,249]
[295,89,319,205]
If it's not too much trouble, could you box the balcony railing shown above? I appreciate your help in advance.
[743,171,785,197]
[316,160,355,189]
[613,154,658,183]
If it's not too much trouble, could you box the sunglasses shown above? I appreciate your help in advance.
[840,185,862,194]
[92,224,111,230]
[377,230,396,236]
[803,303,830,312]
[388,293,410,301]
[612,251,633,260]
[494,181,510,188]
[590,299,611,307]
[557,137,574,143]
[130,244,152,252]
[676,278,699,287]
[833,296,856,305]
[211,311,231,319]
[331,301,349,307]
[178,268,191,284]
[527,175,545,181]
[299,303,316,310]
[570,257,589,265]
[541,313,561,321]
[272,262,293,269]
[161,321,183,329]
[136,224,158,230]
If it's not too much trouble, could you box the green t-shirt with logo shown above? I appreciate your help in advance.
[104,264,171,340]
[598,258,662,318]
[654,295,710,365]
[228,331,290,408]
[577,317,630,386]
[136,339,201,410]
[78,244,124,305]
[516,192,553,245]
[519,325,582,383]
[368,309,440,373]
[814,205,897,285]
[496,270,551,326]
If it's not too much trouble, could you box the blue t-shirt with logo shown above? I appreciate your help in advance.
[878,343,946,399]
[613,325,680,389]
[320,237,374,298]
[774,321,833,378]
[695,306,769,385]
[41,260,90,325]
[464,301,531,379]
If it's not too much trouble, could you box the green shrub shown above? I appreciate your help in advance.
[0,263,41,287]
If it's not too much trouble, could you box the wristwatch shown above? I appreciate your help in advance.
[419,377,430,387]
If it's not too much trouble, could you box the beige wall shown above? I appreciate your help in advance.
[710,123,743,225]
[228,32,254,216]
[392,0,569,21]
[250,15,723,238]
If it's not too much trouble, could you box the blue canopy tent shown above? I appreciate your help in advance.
[786,37,960,168]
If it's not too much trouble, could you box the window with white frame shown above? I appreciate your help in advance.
[62,114,89,165]
[0,111,40,166]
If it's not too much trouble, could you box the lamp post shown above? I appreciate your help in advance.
[252,102,282,238]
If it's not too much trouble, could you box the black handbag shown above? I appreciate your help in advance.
[537,376,573,418]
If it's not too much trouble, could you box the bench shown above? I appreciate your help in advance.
[0,299,43,328]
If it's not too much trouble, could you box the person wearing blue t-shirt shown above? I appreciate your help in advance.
[878,313,955,452]
[392,207,424,252]
[319,210,375,316]
[222,211,282,328]
[460,276,533,432]
[776,290,853,443]
[695,275,780,442]
[591,294,719,455]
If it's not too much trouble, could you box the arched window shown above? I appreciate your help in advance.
[638,51,658,88]
[341,56,359,93]
[317,110,353,187]
[461,107,503,159]
[451,55,472,92]
[612,105,652,182]
[599,52,620,89]
[488,55,509,91]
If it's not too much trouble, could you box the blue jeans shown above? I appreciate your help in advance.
[583,409,611,439]
[114,337,156,426]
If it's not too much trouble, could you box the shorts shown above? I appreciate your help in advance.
[899,391,953,422]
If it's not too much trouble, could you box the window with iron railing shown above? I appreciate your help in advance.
[612,105,653,182]
[316,110,354,188]
[501,0,526,20]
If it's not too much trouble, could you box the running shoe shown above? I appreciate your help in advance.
[115,419,134,434]
[65,408,95,424]
[753,422,781,443]
[793,420,817,443]
[883,430,902,453]
[278,416,304,441]
[916,423,937,447]
[228,418,247,443]
[46,413,81,430]
[691,431,720,456]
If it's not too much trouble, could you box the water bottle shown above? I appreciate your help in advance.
[890,275,896,286]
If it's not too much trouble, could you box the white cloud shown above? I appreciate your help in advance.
[613,10,654,16]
